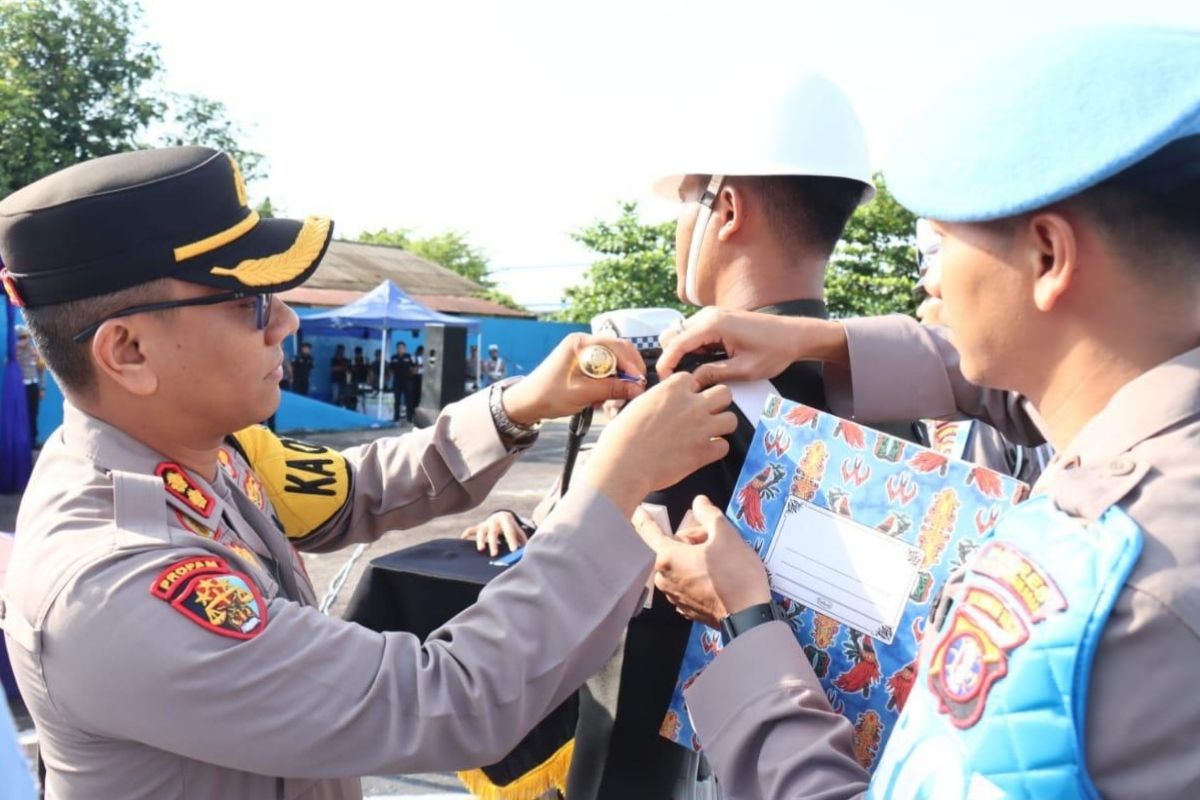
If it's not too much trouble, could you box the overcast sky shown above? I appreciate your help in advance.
[141,0,1200,310]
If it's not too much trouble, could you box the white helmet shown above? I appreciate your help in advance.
[590,307,684,350]
[652,72,874,305]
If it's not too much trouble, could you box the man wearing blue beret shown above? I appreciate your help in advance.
[645,24,1200,799]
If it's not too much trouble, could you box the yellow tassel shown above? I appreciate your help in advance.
[456,738,574,800]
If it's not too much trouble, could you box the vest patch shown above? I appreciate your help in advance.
[926,543,1066,729]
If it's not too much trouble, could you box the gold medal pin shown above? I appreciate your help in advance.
[577,344,645,384]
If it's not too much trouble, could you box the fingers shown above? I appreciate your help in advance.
[657,308,725,377]
[690,359,741,388]
[632,507,676,555]
[497,514,527,554]
[602,336,647,382]
[691,495,727,532]
[701,383,733,411]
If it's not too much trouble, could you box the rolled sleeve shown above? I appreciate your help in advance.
[824,315,958,423]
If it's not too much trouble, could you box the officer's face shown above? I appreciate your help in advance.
[143,282,299,431]
[926,220,1032,387]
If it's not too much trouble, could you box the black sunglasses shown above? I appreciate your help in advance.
[72,291,273,344]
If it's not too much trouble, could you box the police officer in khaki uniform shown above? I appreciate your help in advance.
[645,25,1200,799]
[913,219,1053,485]
[0,146,738,799]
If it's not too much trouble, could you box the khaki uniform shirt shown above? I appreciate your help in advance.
[684,314,1200,800]
[3,391,653,799]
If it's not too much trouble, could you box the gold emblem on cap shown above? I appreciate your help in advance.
[578,344,618,379]
[228,154,249,208]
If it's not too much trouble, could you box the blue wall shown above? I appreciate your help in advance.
[291,313,587,402]
[3,311,587,441]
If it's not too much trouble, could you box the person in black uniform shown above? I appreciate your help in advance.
[459,74,921,798]
[576,76,923,799]
[350,346,370,411]
[389,341,415,423]
[330,344,350,406]
[291,342,314,397]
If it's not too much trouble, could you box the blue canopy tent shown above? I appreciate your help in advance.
[299,280,479,418]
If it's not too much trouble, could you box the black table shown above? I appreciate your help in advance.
[344,538,578,792]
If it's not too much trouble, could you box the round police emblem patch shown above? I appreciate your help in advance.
[941,631,985,701]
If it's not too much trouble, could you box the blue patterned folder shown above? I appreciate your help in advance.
[661,396,1028,771]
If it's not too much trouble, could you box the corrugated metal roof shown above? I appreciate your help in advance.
[308,240,483,296]
[284,239,535,318]
[279,287,534,318]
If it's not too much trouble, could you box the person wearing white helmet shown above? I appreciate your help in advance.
[556,73,922,800]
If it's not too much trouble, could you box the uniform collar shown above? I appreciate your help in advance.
[753,298,828,319]
[63,403,228,526]
[1059,344,1200,466]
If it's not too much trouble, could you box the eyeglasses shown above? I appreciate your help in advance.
[72,291,274,343]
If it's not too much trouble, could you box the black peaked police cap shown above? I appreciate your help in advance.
[0,146,333,308]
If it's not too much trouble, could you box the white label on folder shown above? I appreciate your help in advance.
[762,499,920,644]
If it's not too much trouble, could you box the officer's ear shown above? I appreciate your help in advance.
[714,183,748,242]
[1025,211,1079,313]
[90,319,159,397]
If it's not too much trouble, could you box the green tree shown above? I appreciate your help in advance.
[825,175,920,318]
[0,0,265,198]
[556,202,686,323]
[158,93,267,184]
[254,196,278,219]
[355,227,524,311]
[0,0,162,196]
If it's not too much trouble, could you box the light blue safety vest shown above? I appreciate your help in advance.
[869,495,1143,799]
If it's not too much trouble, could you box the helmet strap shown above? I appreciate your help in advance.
[684,174,725,306]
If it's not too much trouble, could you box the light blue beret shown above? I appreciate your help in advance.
[886,25,1200,222]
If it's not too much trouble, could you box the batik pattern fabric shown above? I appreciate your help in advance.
[662,397,1028,771]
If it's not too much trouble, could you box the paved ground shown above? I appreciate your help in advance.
[1,418,602,796]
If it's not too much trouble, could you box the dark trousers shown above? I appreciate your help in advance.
[408,376,422,422]
[24,382,39,444]
[393,380,411,421]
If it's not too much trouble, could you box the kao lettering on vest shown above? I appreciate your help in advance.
[279,437,330,456]
[284,458,338,496]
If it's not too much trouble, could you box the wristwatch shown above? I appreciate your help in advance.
[488,381,541,446]
[719,601,783,646]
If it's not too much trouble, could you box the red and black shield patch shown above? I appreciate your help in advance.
[151,556,268,640]
[156,462,216,519]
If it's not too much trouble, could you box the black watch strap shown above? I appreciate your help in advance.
[719,601,781,645]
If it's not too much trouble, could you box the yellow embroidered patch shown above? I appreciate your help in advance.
[228,426,351,541]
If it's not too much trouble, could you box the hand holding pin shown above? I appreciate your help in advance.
[578,344,646,384]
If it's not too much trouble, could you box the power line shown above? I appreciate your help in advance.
[489,262,593,274]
